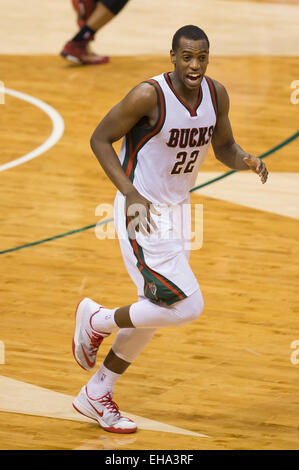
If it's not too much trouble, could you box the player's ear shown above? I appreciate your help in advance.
[170,49,176,66]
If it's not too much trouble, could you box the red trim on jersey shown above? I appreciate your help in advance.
[125,80,165,179]
[128,226,185,302]
[164,72,202,117]
[205,76,218,114]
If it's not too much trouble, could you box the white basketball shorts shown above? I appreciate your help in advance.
[114,191,199,305]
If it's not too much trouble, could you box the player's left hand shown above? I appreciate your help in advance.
[243,155,268,184]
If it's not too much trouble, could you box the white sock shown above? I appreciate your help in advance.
[86,363,121,399]
[91,307,118,333]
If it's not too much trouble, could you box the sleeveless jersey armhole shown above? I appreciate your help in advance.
[137,79,166,132]
[122,80,166,182]
[205,76,219,117]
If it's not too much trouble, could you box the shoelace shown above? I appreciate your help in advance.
[98,393,121,417]
[87,331,103,356]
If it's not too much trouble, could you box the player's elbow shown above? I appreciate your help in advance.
[90,129,105,157]
[90,130,99,152]
[90,125,115,154]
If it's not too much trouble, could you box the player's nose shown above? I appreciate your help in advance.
[189,58,201,71]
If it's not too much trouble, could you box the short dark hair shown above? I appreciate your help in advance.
[172,25,210,51]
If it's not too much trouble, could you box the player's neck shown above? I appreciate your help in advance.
[169,71,201,106]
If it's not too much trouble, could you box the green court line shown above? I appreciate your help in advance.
[190,131,299,192]
[1,131,298,255]
[0,220,114,255]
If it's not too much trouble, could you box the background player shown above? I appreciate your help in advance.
[61,0,129,65]
[72,25,268,433]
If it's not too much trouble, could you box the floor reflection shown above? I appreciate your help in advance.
[74,434,137,450]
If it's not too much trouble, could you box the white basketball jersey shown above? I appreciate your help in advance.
[118,72,218,205]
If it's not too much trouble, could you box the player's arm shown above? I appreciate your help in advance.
[90,82,160,233]
[211,81,268,184]
[90,82,156,195]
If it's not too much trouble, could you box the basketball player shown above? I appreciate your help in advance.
[72,25,268,433]
[61,0,129,65]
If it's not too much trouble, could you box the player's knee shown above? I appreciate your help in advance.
[186,289,204,322]
[173,289,204,325]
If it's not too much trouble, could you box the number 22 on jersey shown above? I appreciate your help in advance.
[171,150,199,175]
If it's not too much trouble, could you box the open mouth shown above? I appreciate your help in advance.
[186,74,202,84]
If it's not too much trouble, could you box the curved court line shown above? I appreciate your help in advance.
[0,88,64,172]
[0,131,298,255]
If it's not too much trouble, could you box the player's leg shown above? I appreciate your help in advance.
[80,189,202,357]
[72,288,203,371]
[80,327,156,390]
[72,0,98,28]
[72,0,128,28]
[72,290,203,433]
[73,298,156,434]
[60,0,129,65]
[92,287,204,331]
[72,192,145,372]
[85,300,157,398]
[72,193,203,432]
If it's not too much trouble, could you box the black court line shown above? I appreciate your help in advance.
[0,131,298,256]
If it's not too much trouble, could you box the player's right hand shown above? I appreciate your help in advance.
[125,188,161,237]
[243,155,268,184]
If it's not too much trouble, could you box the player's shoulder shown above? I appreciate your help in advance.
[206,77,228,97]
[205,77,230,114]
[120,80,161,116]
[126,80,158,104]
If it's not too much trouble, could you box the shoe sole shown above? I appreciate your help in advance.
[60,51,109,66]
[60,51,81,64]
[72,298,93,371]
[72,398,137,434]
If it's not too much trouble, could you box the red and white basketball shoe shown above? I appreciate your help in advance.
[60,40,109,65]
[73,386,138,434]
[72,297,110,370]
